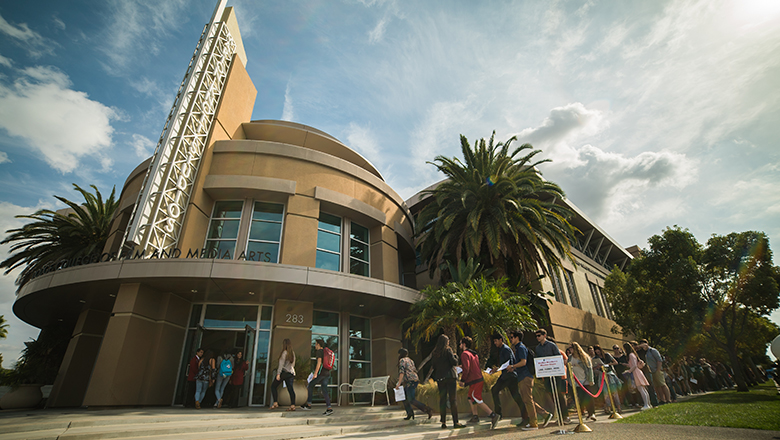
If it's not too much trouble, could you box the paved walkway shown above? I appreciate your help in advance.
[0,403,776,440]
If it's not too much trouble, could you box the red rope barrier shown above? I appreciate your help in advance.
[572,370,606,398]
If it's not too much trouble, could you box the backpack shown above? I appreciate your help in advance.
[323,347,335,371]
[526,346,536,377]
[219,358,233,377]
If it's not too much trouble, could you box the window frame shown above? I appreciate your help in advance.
[564,269,581,309]
[203,200,245,259]
[244,201,285,263]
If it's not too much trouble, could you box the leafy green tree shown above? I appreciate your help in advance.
[0,184,118,287]
[701,231,780,391]
[415,132,576,286]
[603,226,707,353]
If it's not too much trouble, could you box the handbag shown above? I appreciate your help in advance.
[394,386,406,402]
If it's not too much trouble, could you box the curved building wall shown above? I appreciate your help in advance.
[19,43,417,408]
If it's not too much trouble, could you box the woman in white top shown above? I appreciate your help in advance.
[569,342,596,421]
[269,338,296,411]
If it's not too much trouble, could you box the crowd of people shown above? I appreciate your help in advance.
[184,348,248,409]
[185,338,336,415]
[182,329,767,429]
[393,329,758,430]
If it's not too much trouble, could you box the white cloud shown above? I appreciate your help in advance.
[368,17,388,44]
[52,16,66,31]
[0,152,10,164]
[0,66,116,173]
[0,13,52,58]
[130,134,155,158]
[99,0,186,75]
[281,80,295,122]
[345,122,382,168]
[0,54,12,68]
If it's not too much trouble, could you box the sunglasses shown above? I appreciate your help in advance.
[535,334,543,337]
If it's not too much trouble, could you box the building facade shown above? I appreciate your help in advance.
[12,4,632,408]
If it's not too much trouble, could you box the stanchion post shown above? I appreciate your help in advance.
[549,376,570,434]
[603,366,623,419]
[567,361,591,433]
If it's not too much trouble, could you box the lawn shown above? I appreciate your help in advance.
[616,381,780,431]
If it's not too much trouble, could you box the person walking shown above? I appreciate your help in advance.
[458,337,500,429]
[302,339,334,415]
[507,330,538,431]
[194,350,215,409]
[185,348,204,408]
[624,342,652,410]
[395,348,433,420]
[431,334,465,429]
[534,330,565,426]
[568,342,597,421]
[490,333,528,425]
[270,338,296,411]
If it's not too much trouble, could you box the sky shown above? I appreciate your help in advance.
[0,0,779,365]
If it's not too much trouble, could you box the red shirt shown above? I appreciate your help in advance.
[460,349,482,384]
[230,361,249,385]
[187,355,200,382]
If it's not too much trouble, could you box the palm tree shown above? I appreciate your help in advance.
[403,277,537,372]
[1,184,118,288]
[0,315,8,340]
[416,131,577,287]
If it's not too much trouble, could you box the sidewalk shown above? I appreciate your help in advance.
[0,403,777,440]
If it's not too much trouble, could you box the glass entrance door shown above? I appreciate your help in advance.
[239,324,255,407]
[250,306,273,406]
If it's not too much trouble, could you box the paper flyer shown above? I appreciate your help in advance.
[498,360,510,371]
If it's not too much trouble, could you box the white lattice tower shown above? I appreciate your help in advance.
[122,0,236,256]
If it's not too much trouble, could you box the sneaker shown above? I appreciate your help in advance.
[467,415,480,424]
[543,413,554,427]
[300,404,312,410]
[640,406,652,411]
[563,417,573,424]
[490,413,500,429]
[521,424,539,431]
[324,408,333,416]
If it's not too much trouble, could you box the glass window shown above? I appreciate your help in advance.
[564,269,581,309]
[252,305,273,405]
[349,222,369,277]
[548,264,567,305]
[246,202,284,263]
[203,305,258,329]
[599,286,614,320]
[188,304,203,328]
[589,281,605,317]
[204,201,243,259]
[316,213,341,271]
[349,316,371,386]
[311,311,339,403]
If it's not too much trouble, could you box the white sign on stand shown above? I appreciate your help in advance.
[534,355,566,378]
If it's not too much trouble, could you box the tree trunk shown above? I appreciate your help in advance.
[726,343,749,392]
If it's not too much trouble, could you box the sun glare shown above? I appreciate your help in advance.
[732,0,780,26]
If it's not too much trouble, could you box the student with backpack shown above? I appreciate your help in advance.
[214,351,233,408]
[301,339,334,415]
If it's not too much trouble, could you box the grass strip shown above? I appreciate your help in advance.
[616,381,780,430]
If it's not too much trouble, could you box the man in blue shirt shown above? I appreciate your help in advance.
[507,330,538,431]
[490,333,528,424]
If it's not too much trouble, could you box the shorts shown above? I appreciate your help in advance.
[468,382,484,404]
[652,370,665,386]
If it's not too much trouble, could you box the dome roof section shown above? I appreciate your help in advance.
[243,120,384,181]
